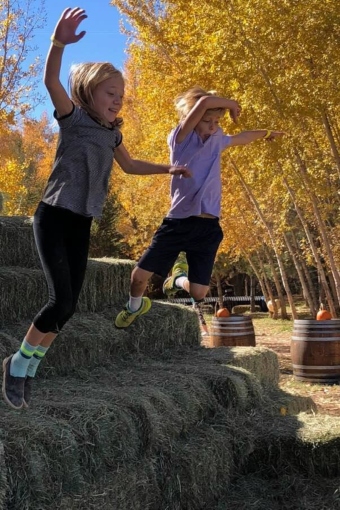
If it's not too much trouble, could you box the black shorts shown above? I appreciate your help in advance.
[137,216,223,286]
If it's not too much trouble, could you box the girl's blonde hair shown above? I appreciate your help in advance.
[69,62,124,128]
[175,86,226,119]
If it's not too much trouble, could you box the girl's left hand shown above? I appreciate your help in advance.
[53,7,88,45]
[169,165,192,178]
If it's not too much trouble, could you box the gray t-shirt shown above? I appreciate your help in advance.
[42,105,122,217]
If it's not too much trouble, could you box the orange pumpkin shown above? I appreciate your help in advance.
[316,309,332,320]
[216,307,230,318]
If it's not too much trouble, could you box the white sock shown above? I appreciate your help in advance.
[175,276,187,289]
[128,295,143,312]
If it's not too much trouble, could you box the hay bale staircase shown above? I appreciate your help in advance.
[0,216,340,510]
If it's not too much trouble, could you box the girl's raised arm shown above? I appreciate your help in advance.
[44,8,87,117]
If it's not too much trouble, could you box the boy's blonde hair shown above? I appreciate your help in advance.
[175,86,226,119]
[69,62,124,127]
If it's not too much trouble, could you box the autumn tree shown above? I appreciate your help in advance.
[110,0,340,314]
[0,0,46,213]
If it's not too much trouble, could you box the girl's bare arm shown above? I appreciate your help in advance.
[44,8,87,117]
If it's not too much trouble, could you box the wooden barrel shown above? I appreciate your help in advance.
[209,315,256,347]
[291,319,340,383]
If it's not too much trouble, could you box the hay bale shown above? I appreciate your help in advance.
[0,259,134,326]
[144,354,266,412]
[232,304,260,314]
[0,267,47,326]
[194,346,280,387]
[2,351,283,510]
[267,387,317,416]
[0,442,7,510]
[1,412,84,509]
[159,417,237,509]
[0,365,238,509]
[152,350,315,416]
[0,332,20,360]
[217,471,340,509]
[59,461,161,510]
[3,305,201,374]
[1,358,339,510]
[0,216,39,268]
[245,412,340,479]
[78,258,135,312]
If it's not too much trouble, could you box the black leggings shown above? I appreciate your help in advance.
[32,202,92,334]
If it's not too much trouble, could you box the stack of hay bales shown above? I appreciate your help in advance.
[1,216,340,510]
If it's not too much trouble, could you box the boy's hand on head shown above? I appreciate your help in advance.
[53,7,88,45]
[169,165,192,178]
[228,100,242,123]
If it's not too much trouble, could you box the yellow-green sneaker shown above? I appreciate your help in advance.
[162,262,188,296]
[115,297,152,328]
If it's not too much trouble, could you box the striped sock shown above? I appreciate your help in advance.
[10,339,37,377]
[26,345,50,378]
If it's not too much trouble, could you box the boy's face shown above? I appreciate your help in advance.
[92,75,124,124]
[195,112,224,141]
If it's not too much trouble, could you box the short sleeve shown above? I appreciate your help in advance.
[115,130,123,148]
[221,134,232,150]
[54,104,83,129]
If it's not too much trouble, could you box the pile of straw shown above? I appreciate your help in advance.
[0,357,337,510]
[0,259,134,326]
[0,441,7,510]
[2,304,201,371]
[216,413,340,509]
[193,346,280,387]
[0,216,39,268]
[0,358,271,509]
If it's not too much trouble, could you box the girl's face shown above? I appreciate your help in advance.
[92,75,124,124]
[195,112,223,141]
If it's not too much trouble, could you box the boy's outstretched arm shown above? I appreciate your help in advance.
[228,130,286,147]
[115,143,192,177]
[44,7,87,117]
[176,96,241,143]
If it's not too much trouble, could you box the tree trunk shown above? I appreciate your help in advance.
[215,273,224,309]
[283,231,317,317]
[294,149,340,309]
[230,156,295,319]
[290,230,319,312]
[321,109,340,178]
[284,178,337,317]
[250,274,256,312]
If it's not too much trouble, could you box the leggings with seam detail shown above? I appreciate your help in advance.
[32,201,92,334]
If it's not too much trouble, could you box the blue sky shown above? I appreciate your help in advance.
[32,1,128,118]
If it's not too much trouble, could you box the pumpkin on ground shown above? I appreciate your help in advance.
[216,308,230,318]
[316,307,332,320]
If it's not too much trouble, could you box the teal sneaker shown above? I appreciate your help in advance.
[115,297,152,328]
[163,262,188,296]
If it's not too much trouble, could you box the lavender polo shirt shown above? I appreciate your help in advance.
[167,124,231,218]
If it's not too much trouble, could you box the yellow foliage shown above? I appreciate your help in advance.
[110,0,340,273]
[0,158,27,215]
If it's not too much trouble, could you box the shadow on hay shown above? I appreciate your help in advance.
[0,350,321,510]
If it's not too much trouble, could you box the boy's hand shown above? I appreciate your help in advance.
[264,130,286,141]
[53,7,88,45]
[169,165,192,178]
[228,100,242,123]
